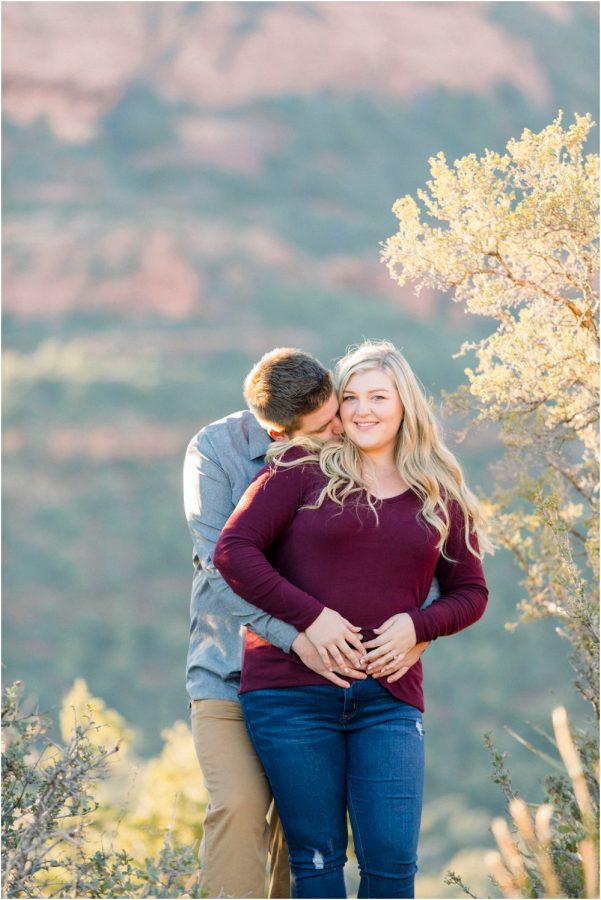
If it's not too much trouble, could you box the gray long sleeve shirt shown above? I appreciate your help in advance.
[184,410,299,701]
[183,408,442,702]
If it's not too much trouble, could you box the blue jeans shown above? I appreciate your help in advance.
[241,678,425,899]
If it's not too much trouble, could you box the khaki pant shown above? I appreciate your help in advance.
[191,699,290,899]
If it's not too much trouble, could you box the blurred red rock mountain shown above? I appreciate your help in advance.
[2,2,597,321]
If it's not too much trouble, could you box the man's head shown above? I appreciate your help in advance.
[244,348,342,441]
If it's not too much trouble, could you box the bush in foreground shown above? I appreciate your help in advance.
[1,681,201,899]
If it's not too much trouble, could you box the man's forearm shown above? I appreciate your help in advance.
[200,560,299,652]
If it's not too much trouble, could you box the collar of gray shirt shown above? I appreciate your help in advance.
[247,412,271,460]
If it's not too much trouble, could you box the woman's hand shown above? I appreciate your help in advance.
[360,613,418,680]
[368,640,430,683]
[305,608,365,671]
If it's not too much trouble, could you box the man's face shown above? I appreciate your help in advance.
[289,391,343,441]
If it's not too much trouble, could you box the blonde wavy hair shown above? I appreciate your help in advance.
[267,340,492,559]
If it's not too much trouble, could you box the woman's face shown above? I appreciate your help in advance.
[340,368,404,459]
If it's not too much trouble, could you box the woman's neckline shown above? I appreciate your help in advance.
[362,462,410,502]
[376,487,413,503]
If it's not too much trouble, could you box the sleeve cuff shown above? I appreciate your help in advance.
[292,601,325,633]
[265,621,299,654]
[406,607,429,644]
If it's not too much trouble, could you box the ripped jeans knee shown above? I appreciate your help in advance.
[288,841,347,898]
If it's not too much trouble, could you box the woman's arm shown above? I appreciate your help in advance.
[213,457,364,667]
[214,460,323,629]
[405,503,488,643]
[362,503,488,672]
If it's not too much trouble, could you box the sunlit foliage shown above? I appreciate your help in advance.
[2,680,203,898]
[382,112,599,715]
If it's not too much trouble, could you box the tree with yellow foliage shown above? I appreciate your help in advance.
[382,112,599,898]
[382,111,599,713]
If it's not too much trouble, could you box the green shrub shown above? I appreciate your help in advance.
[1,682,200,899]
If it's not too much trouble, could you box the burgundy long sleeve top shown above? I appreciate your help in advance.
[213,452,488,711]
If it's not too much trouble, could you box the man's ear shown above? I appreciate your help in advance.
[267,428,288,442]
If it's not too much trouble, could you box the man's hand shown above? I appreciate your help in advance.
[292,632,367,689]
[368,641,430,683]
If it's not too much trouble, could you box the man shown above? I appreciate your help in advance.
[183,348,433,899]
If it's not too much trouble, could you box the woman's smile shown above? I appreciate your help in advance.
[341,369,404,458]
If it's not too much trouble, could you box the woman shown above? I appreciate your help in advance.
[214,340,491,899]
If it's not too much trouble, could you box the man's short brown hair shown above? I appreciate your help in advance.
[244,348,333,434]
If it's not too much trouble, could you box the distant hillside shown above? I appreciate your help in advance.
[3,2,553,139]
[3,2,598,323]
[2,3,598,886]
